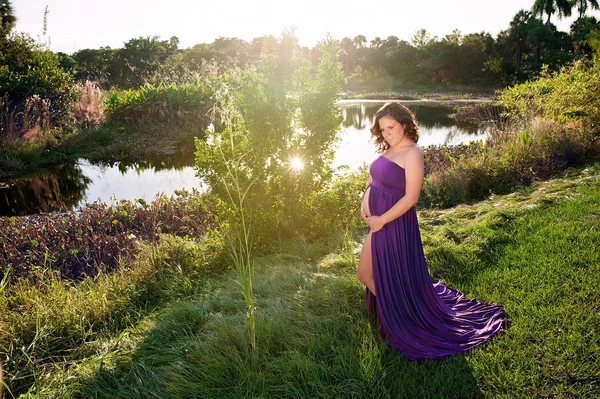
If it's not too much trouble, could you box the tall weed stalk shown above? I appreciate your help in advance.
[208,84,258,354]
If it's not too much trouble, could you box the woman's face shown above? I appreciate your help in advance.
[378,115,406,147]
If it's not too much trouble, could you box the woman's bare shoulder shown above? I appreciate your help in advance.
[405,144,424,161]
[408,143,423,154]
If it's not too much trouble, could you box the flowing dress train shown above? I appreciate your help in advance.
[364,155,506,360]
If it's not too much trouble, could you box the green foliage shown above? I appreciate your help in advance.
[532,0,574,24]
[195,34,343,244]
[71,36,179,89]
[302,169,368,237]
[499,60,600,125]
[0,33,78,132]
[420,61,600,208]
[585,28,600,60]
[0,0,16,38]
[104,79,216,126]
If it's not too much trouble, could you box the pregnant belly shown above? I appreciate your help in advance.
[362,186,372,217]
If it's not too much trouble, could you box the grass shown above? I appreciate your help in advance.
[7,162,598,398]
[58,120,205,164]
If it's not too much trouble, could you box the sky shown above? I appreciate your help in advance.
[14,0,600,54]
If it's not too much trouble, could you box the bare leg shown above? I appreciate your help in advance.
[357,231,376,295]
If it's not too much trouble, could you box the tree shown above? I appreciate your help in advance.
[339,37,356,74]
[117,35,179,88]
[0,34,78,131]
[353,35,366,49]
[0,0,15,38]
[195,33,344,242]
[71,47,116,87]
[443,29,463,45]
[573,0,600,18]
[527,17,553,70]
[586,28,600,60]
[532,0,573,24]
[370,36,382,48]
[213,36,249,65]
[571,16,600,56]
[410,29,436,49]
[508,10,534,71]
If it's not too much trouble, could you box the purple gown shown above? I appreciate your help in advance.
[365,155,506,360]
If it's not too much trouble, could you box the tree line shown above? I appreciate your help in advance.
[1,0,600,124]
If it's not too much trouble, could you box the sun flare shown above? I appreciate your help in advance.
[289,157,304,171]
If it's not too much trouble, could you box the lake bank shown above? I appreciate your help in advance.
[339,82,499,101]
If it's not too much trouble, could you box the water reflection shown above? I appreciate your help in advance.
[340,101,480,133]
[114,150,196,173]
[78,157,202,208]
[334,101,486,170]
[0,101,487,216]
[0,153,202,216]
[0,161,91,216]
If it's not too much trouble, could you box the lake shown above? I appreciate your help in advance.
[0,100,487,216]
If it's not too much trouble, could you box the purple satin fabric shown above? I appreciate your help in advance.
[365,155,506,360]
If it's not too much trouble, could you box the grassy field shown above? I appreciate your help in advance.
[4,163,599,398]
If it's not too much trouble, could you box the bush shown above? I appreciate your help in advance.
[302,169,368,238]
[419,61,600,208]
[104,80,216,127]
[195,34,344,245]
[499,61,600,129]
[0,33,78,136]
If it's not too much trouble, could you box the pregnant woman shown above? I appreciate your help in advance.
[358,102,506,360]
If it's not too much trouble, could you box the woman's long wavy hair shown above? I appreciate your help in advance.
[370,102,420,153]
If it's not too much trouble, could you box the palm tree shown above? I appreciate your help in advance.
[532,0,573,24]
[353,35,367,49]
[573,0,600,18]
[508,10,533,71]
[0,0,16,38]
[370,37,382,48]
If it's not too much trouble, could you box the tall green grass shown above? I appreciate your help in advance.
[17,163,600,398]
[104,81,215,126]
[0,232,226,398]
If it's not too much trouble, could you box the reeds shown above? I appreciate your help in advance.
[70,81,105,131]
[0,94,51,144]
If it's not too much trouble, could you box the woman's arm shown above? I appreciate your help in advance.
[366,147,424,232]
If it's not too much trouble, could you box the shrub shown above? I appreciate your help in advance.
[104,80,215,127]
[0,190,218,281]
[302,169,368,238]
[195,34,344,245]
[419,61,600,208]
[0,33,78,136]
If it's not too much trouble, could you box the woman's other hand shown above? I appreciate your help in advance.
[366,215,386,232]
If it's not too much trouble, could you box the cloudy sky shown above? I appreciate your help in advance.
[14,0,600,53]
